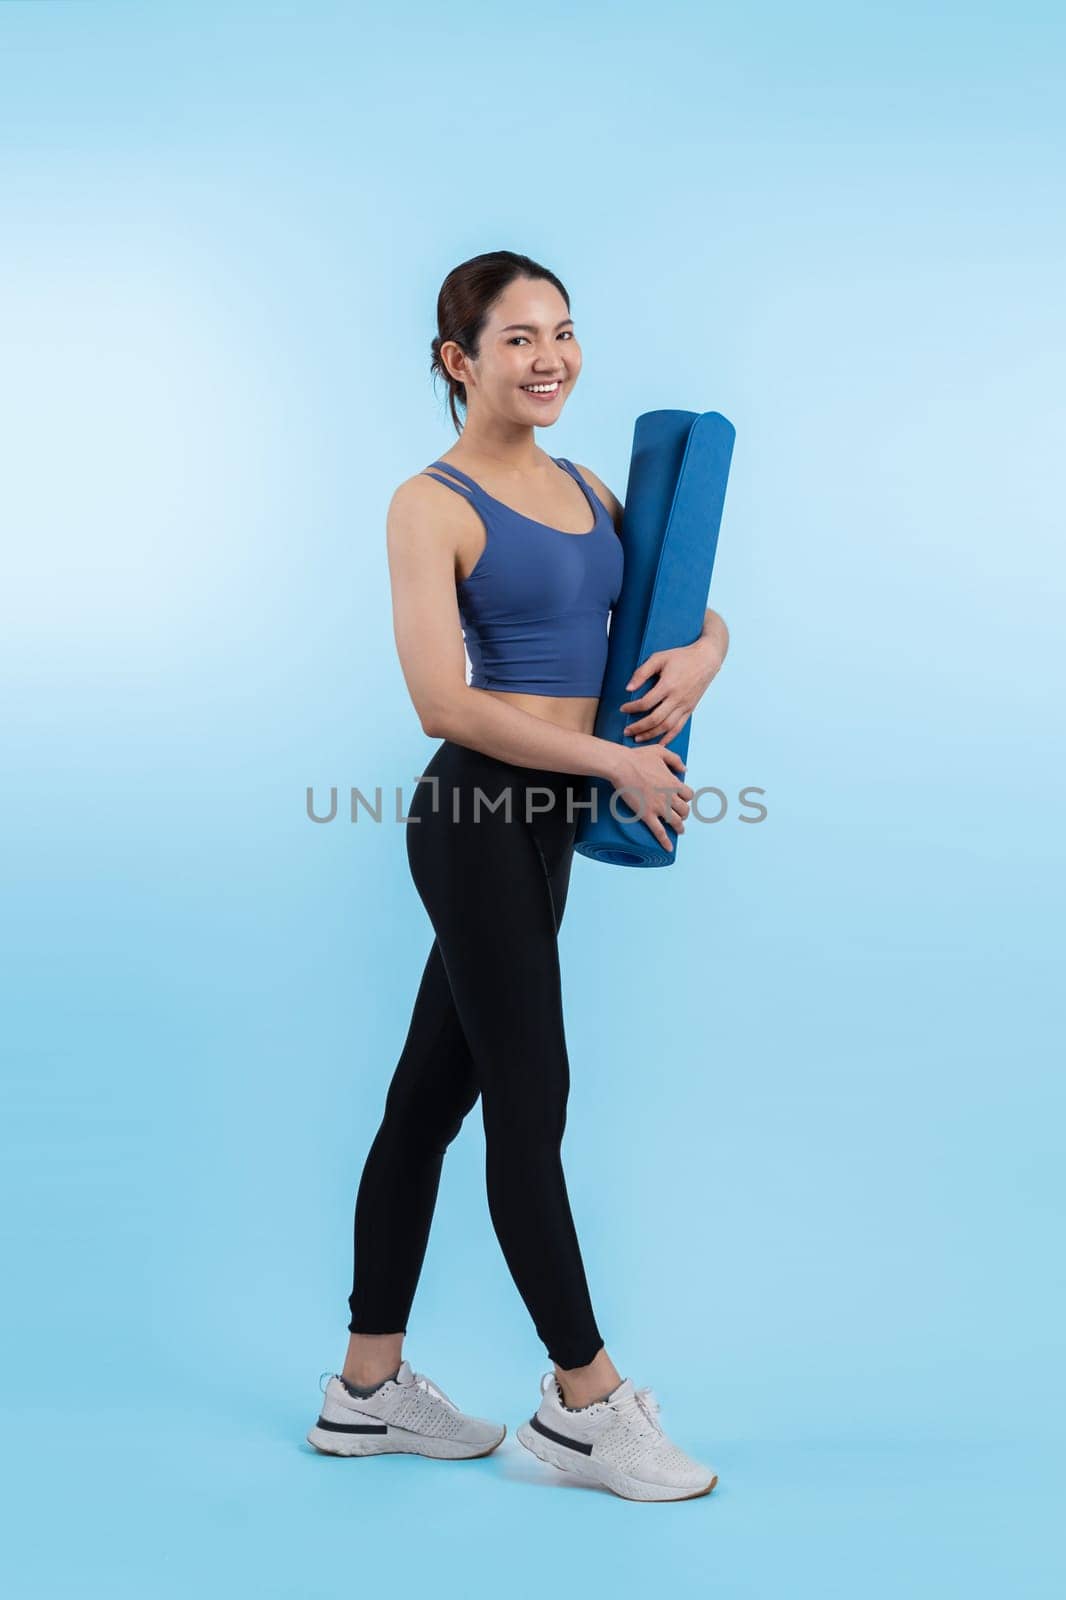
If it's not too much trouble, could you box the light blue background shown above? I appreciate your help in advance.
[2,1,1062,1595]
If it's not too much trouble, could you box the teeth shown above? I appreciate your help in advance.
[523,382,559,393]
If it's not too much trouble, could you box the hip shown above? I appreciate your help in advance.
[407,739,593,848]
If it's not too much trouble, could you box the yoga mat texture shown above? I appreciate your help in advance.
[575,409,735,868]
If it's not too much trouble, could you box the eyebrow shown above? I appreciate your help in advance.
[498,318,574,332]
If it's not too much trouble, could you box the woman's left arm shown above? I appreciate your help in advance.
[618,607,730,744]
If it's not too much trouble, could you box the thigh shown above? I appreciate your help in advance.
[406,757,571,1141]
[530,773,591,935]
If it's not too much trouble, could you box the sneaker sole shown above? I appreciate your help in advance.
[306,1420,506,1461]
[516,1419,717,1502]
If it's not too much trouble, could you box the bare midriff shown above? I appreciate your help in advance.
[481,689,600,739]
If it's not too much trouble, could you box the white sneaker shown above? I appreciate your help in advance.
[516,1371,718,1502]
[307,1359,506,1460]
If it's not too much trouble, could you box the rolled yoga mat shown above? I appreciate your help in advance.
[574,408,736,868]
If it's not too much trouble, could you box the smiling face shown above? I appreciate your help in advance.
[443,275,582,426]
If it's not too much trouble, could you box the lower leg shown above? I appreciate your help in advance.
[554,1345,623,1408]
[342,1330,404,1388]
[345,941,480,1375]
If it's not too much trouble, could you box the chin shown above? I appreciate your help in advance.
[516,400,565,420]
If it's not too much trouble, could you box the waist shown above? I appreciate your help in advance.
[477,687,599,736]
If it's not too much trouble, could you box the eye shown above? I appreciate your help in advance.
[507,331,576,346]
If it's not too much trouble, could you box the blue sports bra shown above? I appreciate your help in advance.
[422,456,624,698]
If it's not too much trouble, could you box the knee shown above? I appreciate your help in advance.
[381,1079,478,1155]
[483,1090,568,1160]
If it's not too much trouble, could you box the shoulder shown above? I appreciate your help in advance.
[388,467,461,515]
[568,461,624,535]
[387,467,473,543]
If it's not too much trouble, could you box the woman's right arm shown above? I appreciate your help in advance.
[387,476,692,851]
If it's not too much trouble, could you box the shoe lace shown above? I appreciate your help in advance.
[636,1386,664,1431]
[614,1384,664,1439]
[410,1369,460,1413]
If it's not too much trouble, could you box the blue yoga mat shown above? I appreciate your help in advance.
[574,408,735,868]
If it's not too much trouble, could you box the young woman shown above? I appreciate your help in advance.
[307,251,730,1502]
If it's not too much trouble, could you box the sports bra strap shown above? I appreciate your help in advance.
[424,458,574,497]
[422,461,483,500]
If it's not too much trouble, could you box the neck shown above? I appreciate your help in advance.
[450,414,543,476]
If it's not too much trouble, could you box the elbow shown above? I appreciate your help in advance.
[418,693,463,740]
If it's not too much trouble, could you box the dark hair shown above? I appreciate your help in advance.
[430,250,570,435]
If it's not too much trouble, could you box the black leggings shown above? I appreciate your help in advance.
[347,738,605,1370]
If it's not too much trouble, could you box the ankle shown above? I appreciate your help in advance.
[342,1365,395,1386]
[557,1382,612,1411]
[554,1348,621,1409]
[340,1366,400,1396]
[343,1331,403,1389]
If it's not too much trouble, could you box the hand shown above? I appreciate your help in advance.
[606,743,694,854]
[618,633,726,744]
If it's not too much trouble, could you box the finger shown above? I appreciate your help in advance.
[654,795,684,836]
[621,667,653,696]
[628,715,670,740]
[631,701,676,740]
[661,803,684,834]
[624,654,664,693]
[640,800,674,851]
[620,686,667,716]
[649,817,674,852]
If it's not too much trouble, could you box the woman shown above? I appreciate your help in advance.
[307,251,730,1503]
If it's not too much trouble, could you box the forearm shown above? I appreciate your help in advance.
[427,688,623,784]
[697,607,729,665]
